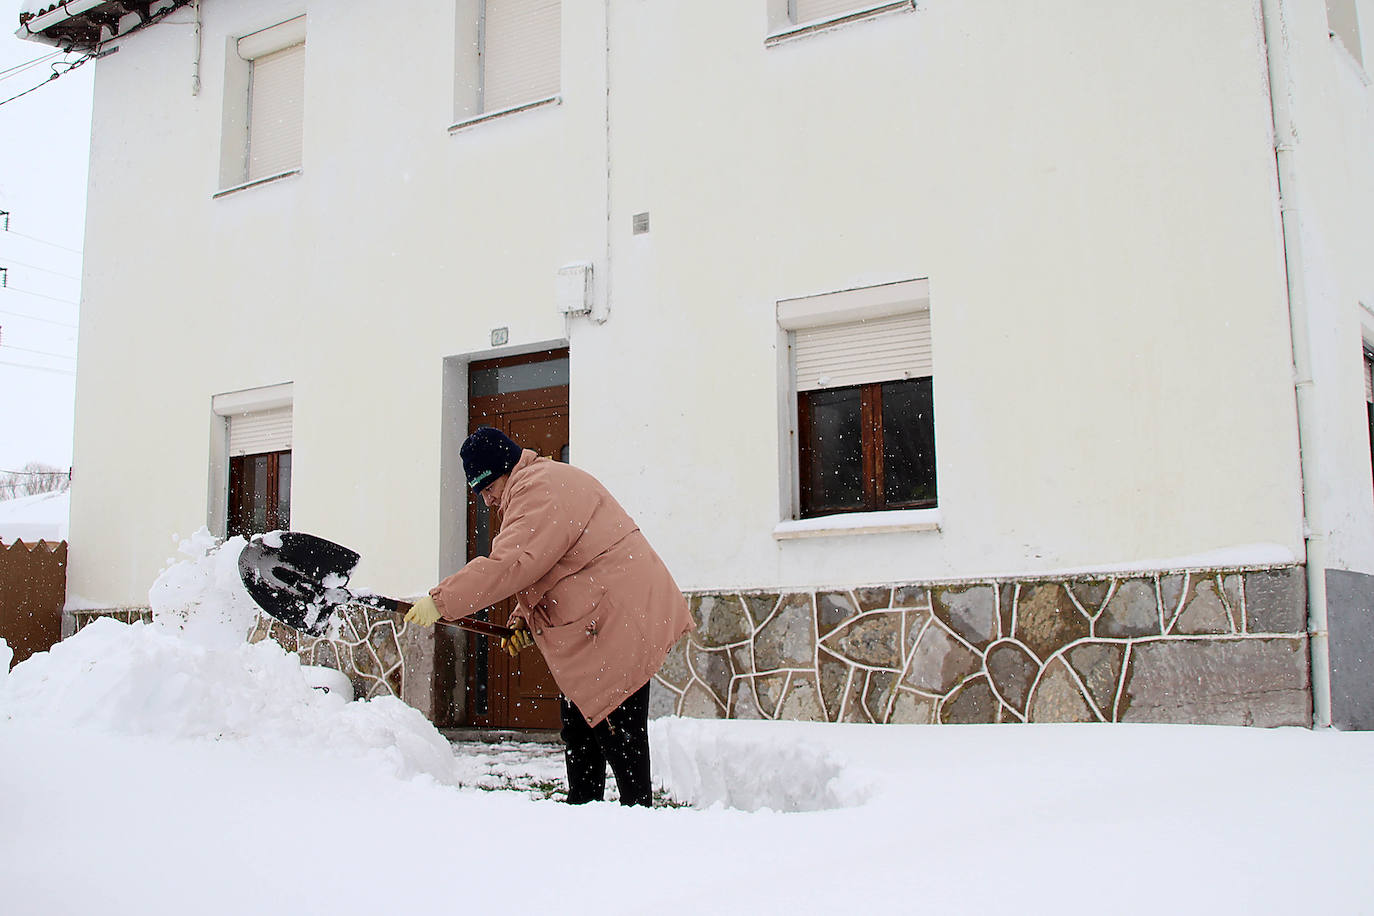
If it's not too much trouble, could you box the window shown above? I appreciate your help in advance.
[780,280,936,519]
[454,0,560,125]
[225,406,293,537]
[790,0,875,24]
[1328,0,1364,66]
[219,17,306,191]
[767,0,915,43]
[1365,347,1374,496]
[228,451,292,537]
[246,42,305,181]
[799,377,936,516]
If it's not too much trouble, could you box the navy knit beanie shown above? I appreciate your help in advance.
[461,427,523,492]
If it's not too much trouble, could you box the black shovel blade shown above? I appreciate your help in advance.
[238,532,361,636]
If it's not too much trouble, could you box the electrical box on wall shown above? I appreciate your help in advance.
[556,262,593,316]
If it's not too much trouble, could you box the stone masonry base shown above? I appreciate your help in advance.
[652,566,1312,728]
[69,564,1311,729]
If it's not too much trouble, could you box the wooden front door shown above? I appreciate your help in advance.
[463,349,568,730]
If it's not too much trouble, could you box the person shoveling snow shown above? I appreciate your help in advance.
[404,426,694,807]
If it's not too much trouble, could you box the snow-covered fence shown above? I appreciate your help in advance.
[0,539,66,667]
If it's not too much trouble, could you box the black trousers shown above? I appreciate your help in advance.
[559,682,652,807]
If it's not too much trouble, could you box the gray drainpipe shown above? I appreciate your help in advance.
[1260,0,1330,727]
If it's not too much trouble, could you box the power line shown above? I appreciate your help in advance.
[0,51,62,78]
[1,75,62,107]
[0,52,93,108]
[0,51,63,83]
[0,358,75,376]
[0,286,78,307]
[0,59,60,85]
[0,257,81,281]
[0,468,70,476]
[0,308,77,328]
[1,343,75,360]
[0,229,82,256]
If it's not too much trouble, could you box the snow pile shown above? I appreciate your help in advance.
[0,637,11,682]
[0,489,69,543]
[650,716,874,811]
[148,528,264,649]
[0,529,461,786]
[0,617,459,783]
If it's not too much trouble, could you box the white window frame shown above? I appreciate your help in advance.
[451,0,562,132]
[774,278,941,539]
[209,382,294,537]
[217,16,307,196]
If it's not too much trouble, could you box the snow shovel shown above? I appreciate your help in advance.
[237,531,514,639]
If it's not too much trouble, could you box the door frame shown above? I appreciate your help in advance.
[433,342,569,728]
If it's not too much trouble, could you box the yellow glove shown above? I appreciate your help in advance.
[501,623,535,657]
[403,595,442,627]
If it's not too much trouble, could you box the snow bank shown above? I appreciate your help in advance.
[650,717,874,811]
[0,489,69,543]
[148,528,263,650]
[0,618,459,783]
[0,637,11,681]
[0,530,461,786]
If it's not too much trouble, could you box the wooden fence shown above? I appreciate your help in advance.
[0,539,67,668]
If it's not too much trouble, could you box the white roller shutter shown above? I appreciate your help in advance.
[793,0,870,24]
[794,310,931,392]
[229,407,293,457]
[247,42,305,180]
[482,0,560,112]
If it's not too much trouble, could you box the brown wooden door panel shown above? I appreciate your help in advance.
[457,349,569,730]
[500,405,567,727]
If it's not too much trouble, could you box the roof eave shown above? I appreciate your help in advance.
[16,1,190,53]
[16,1,107,51]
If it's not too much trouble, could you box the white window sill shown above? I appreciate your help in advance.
[766,1,915,48]
[774,507,940,540]
[449,95,561,134]
[213,169,301,199]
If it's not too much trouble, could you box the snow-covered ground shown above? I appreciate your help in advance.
[0,488,68,543]
[1,534,1372,915]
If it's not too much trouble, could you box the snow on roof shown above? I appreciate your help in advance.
[17,1,189,52]
[18,1,62,17]
[0,490,69,544]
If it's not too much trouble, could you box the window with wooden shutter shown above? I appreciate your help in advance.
[481,0,560,113]
[247,41,305,180]
[226,406,293,537]
[781,280,936,518]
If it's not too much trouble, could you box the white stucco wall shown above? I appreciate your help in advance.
[66,0,1332,608]
[576,0,1305,590]
[1273,0,1374,577]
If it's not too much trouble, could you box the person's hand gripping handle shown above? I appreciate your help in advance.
[403,595,442,627]
[501,621,534,656]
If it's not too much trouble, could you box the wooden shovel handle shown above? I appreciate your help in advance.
[390,599,516,639]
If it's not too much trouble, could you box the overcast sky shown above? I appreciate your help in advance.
[0,0,92,473]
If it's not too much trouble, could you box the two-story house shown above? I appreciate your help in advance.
[20,0,1374,730]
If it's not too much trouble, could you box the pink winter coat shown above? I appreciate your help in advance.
[429,449,694,725]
